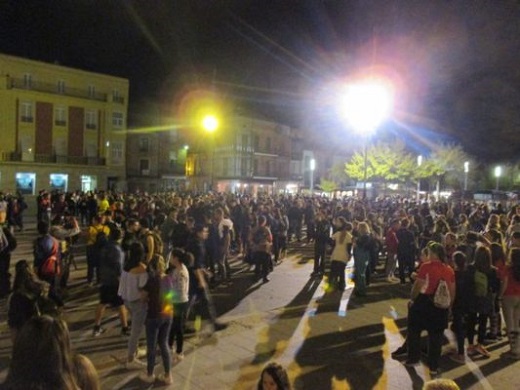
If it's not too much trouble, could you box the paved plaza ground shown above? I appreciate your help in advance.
[0,227,518,389]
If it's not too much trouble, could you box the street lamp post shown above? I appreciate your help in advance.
[341,78,393,199]
[310,158,316,194]
[417,155,423,202]
[495,166,502,191]
[202,114,219,191]
[464,161,469,191]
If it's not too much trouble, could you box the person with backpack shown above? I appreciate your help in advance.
[405,241,455,377]
[92,228,129,337]
[86,214,110,287]
[465,245,500,358]
[7,259,50,344]
[33,221,63,308]
[138,218,162,265]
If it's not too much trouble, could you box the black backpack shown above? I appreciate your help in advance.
[93,228,109,256]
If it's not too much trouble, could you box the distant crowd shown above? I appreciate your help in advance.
[1,188,519,388]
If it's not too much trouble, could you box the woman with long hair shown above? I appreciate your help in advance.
[4,315,79,390]
[257,362,292,390]
[7,260,49,343]
[466,246,499,358]
[328,217,352,291]
[168,248,191,363]
[118,242,148,369]
[499,248,520,359]
[353,221,372,296]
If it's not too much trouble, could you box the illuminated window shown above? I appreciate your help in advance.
[139,137,149,152]
[23,74,32,88]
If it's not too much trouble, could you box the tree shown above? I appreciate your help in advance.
[319,178,337,195]
[429,143,474,190]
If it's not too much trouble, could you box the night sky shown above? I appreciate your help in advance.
[1,0,519,162]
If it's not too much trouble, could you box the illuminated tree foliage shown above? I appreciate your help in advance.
[343,141,473,189]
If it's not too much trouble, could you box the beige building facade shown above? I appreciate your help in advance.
[0,53,128,194]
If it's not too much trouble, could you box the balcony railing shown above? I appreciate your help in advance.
[8,78,108,102]
[0,152,105,166]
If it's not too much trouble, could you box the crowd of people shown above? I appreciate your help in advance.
[1,188,520,388]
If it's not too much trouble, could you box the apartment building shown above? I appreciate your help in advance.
[187,113,299,195]
[0,53,128,194]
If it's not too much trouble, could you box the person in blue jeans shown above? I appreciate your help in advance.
[139,254,174,385]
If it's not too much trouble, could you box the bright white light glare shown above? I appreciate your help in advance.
[341,80,393,134]
[106,141,110,147]
[495,166,502,178]
[202,115,219,132]
[388,183,399,190]
[417,155,423,166]
[310,158,316,171]
[464,161,469,173]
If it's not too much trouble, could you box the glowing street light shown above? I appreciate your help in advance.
[310,158,316,194]
[201,114,219,191]
[341,78,394,198]
[495,165,502,191]
[202,114,219,133]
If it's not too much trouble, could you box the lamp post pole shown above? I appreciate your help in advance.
[416,155,422,202]
[363,141,368,199]
[464,161,469,191]
[310,158,316,195]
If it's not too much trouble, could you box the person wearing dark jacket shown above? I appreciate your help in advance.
[312,210,331,277]
[92,228,129,336]
[396,218,417,285]
[0,225,17,297]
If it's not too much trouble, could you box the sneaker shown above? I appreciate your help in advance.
[475,344,491,357]
[121,327,130,336]
[449,353,465,364]
[429,369,440,378]
[125,359,146,370]
[158,373,173,385]
[173,352,185,362]
[93,326,105,337]
[135,347,147,358]
[391,345,408,359]
[467,345,477,356]
[138,372,155,383]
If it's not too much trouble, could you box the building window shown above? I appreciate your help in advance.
[253,135,259,151]
[88,85,96,98]
[112,111,124,127]
[266,161,271,176]
[253,159,258,175]
[15,172,35,195]
[57,80,66,94]
[55,106,67,126]
[50,174,68,192]
[20,101,33,123]
[113,90,124,104]
[223,157,230,175]
[241,134,248,148]
[23,74,32,88]
[139,137,149,152]
[85,110,97,129]
[111,142,123,159]
[266,137,271,151]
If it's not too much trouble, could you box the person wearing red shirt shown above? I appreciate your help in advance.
[405,242,456,376]
[500,248,520,359]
